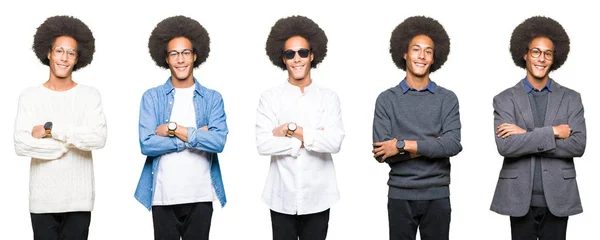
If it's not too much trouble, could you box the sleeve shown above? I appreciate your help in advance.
[303,92,345,154]
[51,88,107,151]
[185,91,229,153]
[372,92,411,164]
[539,92,586,158]
[255,92,303,157]
[139,90,185,157]
[13,91,69,160]
[493,92,556,157]
[416,91,463,158]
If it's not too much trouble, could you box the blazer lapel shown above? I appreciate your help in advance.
[544,80,565,126]
[511,82,535,130]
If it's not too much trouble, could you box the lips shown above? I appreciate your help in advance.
[175,66,188,72]
[292,65,305,70]
[413,62,427,68]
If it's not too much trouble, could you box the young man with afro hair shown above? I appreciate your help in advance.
[256,15,345,240]
[14,15,107,239]
[134,15,228,240]
[491,16,586,240]
[372,16,462,240]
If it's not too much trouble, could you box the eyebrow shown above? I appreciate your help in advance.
[411,44,434,49]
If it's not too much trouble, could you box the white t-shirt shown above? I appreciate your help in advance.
[152,86,214,206]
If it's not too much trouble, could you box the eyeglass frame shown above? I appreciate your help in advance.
[528,48,555,60]
[167,49,195,60]
[50,47,78,60]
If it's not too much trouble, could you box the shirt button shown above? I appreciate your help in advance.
[165,119,169,122]
[537,146,544,151]
[169,102,172,104]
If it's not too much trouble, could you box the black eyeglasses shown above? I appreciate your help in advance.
[282,48,311,60]
[529,48,554,60]
[167,49,194,60]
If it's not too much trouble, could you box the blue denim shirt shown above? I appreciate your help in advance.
[134,77,227,210]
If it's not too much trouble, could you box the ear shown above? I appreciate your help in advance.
[193,53,197,62]
[403,52,407,60]
[47,50,52,60]
[310,51,314,62]
[523,53,527,61]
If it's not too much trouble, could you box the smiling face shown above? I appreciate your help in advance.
[403,34,434,79]
[282,36,314,83]
[47,36,78,80]
[525,36,554,82]
[166,37,197,84]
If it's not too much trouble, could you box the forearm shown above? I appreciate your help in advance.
[495,126,556,157]
[52,124,107,151]
[14,131,69,160]
[303,125,345,154]
[185,126,227,153]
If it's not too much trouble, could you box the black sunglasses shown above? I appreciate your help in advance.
[282,48,311,59]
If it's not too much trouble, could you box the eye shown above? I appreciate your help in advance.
[67,51,77,57]
[425,49,433,55]
[55,48,64,54]
[183,50,192,56]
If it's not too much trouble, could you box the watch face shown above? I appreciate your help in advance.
[288,122,297,131]
[44,122,53,130]
[168,122,177,131]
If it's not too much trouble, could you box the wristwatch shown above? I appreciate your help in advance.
[167,122,177,137]
[396,139,406,154]
[285,122,297,137]
[44,122,53,138]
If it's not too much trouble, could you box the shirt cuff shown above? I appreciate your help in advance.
[302,128,315,148]
[290,137,302,157]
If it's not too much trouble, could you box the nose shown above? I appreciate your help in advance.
[177,54,185,63]
[59,52,68,61]
[293,52,301,62]
[417,49,425,59]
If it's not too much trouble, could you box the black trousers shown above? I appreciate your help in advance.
[388,198,451,240]
[152,202,213,240]
[270,209,330,240]
[510,207,569,240]
[30,211,91,240]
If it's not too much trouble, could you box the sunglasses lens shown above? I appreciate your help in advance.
[298,49,310,58]
[283,50,296,59]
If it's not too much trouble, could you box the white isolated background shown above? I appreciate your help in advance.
[0,0,597,239]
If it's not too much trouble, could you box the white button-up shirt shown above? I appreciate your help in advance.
[256,81,345,215]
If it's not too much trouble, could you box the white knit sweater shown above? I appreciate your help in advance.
[14,84,107,213]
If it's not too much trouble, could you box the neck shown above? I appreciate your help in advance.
[44,77,77,92]
[288,76,312,93]
[172,76,195,88]
[526,74,549,90]
[405,73,430,90]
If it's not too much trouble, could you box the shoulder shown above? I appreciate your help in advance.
[434,85,458,100]
[76,84,101,96]
[259,83,286,100]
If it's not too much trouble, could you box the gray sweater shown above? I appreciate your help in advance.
[373,80,462,200]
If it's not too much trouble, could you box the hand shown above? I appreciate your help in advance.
[32,125,47,139]
[200,126,208,131]
[372,138,400,162]
[552,124,571,139]
[272,123,288,137]
[496,123,526,138]
[155,124,169,137]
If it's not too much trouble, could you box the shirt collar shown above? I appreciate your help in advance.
[400,78,436,93]
[162,77,205,97]
[522,77,552,93]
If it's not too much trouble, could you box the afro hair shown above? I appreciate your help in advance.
[148,15,210,69]
[265,15,328,70]
[32,15,95,71]
[510,16,569,71]
[389,16,450,73]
